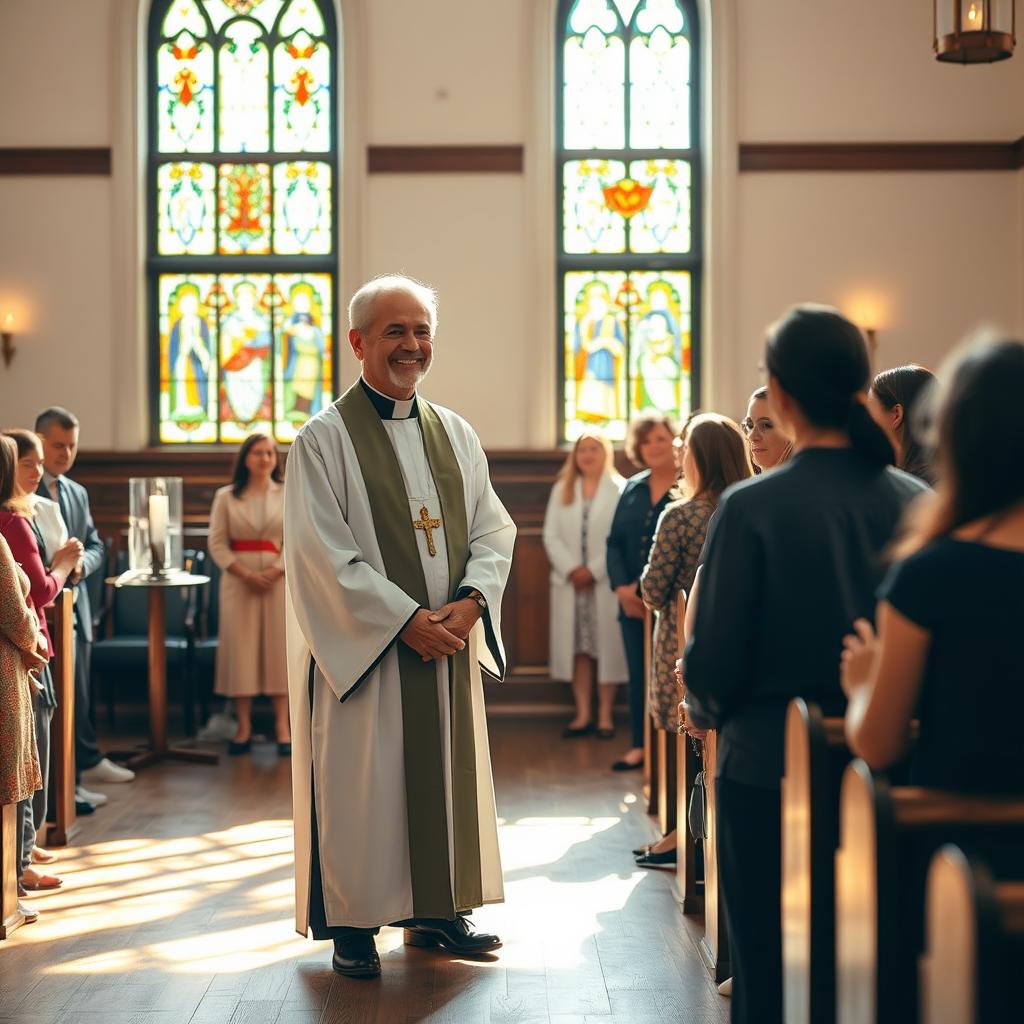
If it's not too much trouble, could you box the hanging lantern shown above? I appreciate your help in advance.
[935,1,1016,63]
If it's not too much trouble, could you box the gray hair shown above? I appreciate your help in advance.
[35,406,79,434]
[347,275,438,336]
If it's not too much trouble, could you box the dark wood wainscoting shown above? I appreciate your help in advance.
[71,448,581,709]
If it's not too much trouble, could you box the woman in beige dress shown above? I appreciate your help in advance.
[208,433,289,755]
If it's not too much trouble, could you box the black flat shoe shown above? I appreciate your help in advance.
[611,758,643,772]
[332,935,381,979]
[75,800,96,815]
[632,843,654,856]
[596,728,616,740]
[277,742,291,757]
[635,849,677,869]
[561,723,594,738]
[399,917,502,955]
[227,739,252,756]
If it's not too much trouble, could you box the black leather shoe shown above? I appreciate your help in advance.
[401,917,502,955]
[227,739,251,756]
[635,848,677,869]
[561,723,594,738]
[332,934,381,979]
[75,799,96,815]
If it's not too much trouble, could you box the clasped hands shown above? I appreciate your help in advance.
[243,566,284,594]
[615,583,645,620]
[400,599,482,663]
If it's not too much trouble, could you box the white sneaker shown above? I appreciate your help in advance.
[75,785,108,807]
[80,758,135,784]
[717,977,733,997]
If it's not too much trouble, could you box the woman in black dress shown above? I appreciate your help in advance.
[843,337,1024,794]
[683,305,927,1024]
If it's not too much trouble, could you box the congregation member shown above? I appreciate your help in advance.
[0,529,46,924]
[683,305,928,1024]
[0,433,82,895]
[34,407,134,791]
[868,365,937,485]
[741,386,793,473]
[284,275,516,979]
[843,337,1024,793]
[543,431,627,738]
[207,433,289,756]
[636,413,752,869]
[606,413,680,772]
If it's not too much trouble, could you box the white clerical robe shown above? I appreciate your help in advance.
[284,390,516,933]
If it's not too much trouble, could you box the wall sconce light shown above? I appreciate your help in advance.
[935,0,1016,63]
[863,328,879,355]
[1,314,14,368]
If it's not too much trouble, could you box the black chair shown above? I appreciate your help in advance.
[191,548,221,726]
[91,550,198,734]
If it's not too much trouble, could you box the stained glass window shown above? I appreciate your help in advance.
[558,0,700,442]
[150,0,337,444]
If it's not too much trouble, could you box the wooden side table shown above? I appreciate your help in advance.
[106,571,218,770]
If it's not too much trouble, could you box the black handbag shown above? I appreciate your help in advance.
[687,739,708,841]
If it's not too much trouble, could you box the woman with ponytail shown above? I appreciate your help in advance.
[682,305,928,1024]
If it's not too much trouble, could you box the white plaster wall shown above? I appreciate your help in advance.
[0,0,1021,447]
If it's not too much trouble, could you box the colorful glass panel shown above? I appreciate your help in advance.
[159,274,219,443]
[273,162,331,254]
[202,0,284,31]
[630,1,690,149]
[279,0,326,36]
[273,33,331,151]
[626,159,690,253]
[273,273,332,441]
[218,163,272,254]
[157,162,216,255]
[563,160,627,254]
[218,274,274,440]
[157,29,215,152]
[627,270,691,419]
[219,20,270,152]
[563,23,625,149]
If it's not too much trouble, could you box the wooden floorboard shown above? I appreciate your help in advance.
[0,718,726,1023]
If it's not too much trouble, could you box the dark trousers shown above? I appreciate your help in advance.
[717,777,783,1024]
[619,616,646,749]
[17,692,53,873]
[74,633,102,776]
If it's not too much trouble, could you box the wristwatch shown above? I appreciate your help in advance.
[466,589,487,611]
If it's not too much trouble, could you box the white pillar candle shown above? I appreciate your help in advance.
[149,493,169,556]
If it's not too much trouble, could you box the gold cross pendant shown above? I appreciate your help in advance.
[413,505,442,557]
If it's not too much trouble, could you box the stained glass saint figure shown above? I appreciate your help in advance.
[281,282,326,420]
[167,283,215,423]
[220,280,273,424]
[573,281,625,423]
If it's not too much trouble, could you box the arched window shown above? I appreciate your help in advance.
[557,0,700,442]
[149,0,337,444]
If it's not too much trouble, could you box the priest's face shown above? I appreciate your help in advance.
[350,289,434,399]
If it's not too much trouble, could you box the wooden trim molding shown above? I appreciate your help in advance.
[0,147,112,176]
[739,139,1024,173]
[367,145,524,174]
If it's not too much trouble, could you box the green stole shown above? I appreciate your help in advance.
[336,383,482,918]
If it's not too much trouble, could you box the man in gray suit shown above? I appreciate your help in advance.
[35,407,135,795]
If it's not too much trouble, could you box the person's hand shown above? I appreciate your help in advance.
[841,618,878,697]
[244,570,274,593]
[401,608,467,661]
[614,583,645,619]
[428,599,482,642]
[677,701,708,741]
[568,566,595,591]
[20,646,48,672]
[53,538,84,575]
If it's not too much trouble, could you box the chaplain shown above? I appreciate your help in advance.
[284,275,516,979]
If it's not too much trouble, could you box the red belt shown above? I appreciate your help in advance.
[230,539,280,554]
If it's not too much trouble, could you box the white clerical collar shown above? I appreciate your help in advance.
[360,377,419,420]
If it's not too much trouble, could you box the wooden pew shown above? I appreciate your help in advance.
[642,609,658,815]
[835,760,1024,1024]
[698,726,730,983]
[920,844,1024,1024]
[0,803,25,939]
[781,698,853,1024]
[44,591,77,847]
[674,592,701,915]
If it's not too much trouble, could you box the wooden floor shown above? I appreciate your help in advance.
[0,718,727,1024]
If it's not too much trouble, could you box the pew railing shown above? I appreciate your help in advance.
[835,759,1024,1024]
[44,590,77,847]
[642,608,658,815]
[0,802,24,939]
[920,844,1024,1024]
[781,698,851,1024]
[698,727,730,982]
[674,591,702,915]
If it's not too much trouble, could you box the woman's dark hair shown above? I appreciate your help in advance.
[0,435,21,513]
[625,412,679,467]
[4,428,43,462]
[686,413,753,504]
[765,304,894,467]
[230,432,284,498]
[896,338,1024,556]
[870,365,936,484]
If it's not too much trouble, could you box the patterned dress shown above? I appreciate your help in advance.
[640,497,716,731]
[0,534,43,805]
